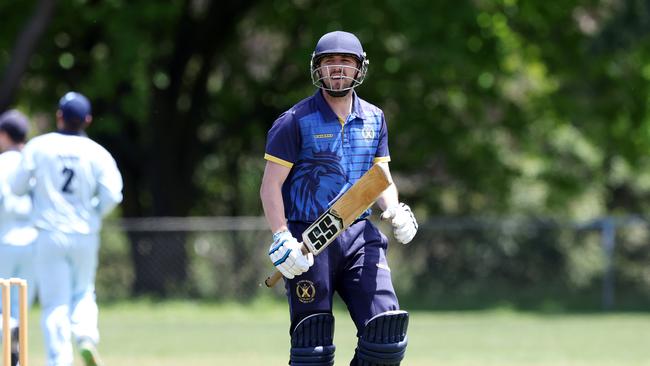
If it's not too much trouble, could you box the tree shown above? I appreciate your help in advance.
[0,0,56,111]
[4,0,650,296]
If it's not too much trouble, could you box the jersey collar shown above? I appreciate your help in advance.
[350,91,367,120]
[56,129,86,136]
[314,90,367,123]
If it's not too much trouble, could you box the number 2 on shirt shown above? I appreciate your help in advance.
[61,167,75,193]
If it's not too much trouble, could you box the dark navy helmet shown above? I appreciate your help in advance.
[310,31,369,96]
[312,31,366,62]
[58,91,92,124]
[0,109,29,142]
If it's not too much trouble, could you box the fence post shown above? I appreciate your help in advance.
[601,217,616,311]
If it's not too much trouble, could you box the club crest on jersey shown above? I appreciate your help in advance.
[296,280,316,303]
[361,126,375,141]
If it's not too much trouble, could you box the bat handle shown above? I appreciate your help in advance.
[265,270,283,287]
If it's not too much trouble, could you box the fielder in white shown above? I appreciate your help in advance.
[9,92,123,366]
[0,109,38,366]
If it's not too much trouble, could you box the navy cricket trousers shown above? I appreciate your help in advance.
[285,219,400,335]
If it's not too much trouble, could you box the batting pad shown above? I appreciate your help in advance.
[354,310,409,366]
[290,313,335,366]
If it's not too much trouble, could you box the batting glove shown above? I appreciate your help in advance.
[381,203,418,244]
[269,230,314,279]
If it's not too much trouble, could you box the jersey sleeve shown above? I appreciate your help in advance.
[264,112,301,168]
[373,112,391,163]
[0,153,31,217]
[0,157,7,204]
[9,141,35,196]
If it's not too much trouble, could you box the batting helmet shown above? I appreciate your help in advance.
[310,31,369,96]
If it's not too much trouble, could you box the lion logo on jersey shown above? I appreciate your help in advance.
[290,148,346,219]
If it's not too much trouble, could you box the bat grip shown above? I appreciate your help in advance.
[264,244,311,288]
[265,271,283,287]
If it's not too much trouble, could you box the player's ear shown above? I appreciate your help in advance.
[84,115,93,128]
[56,110,64,129]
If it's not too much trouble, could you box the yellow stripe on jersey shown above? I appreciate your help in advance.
[373,156,391,163]
[264,153,294,168]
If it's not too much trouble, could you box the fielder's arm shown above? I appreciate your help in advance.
[8,157,32,196]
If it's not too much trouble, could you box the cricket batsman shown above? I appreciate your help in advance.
[260,31,418,365]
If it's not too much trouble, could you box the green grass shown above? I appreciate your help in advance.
[23,299,650,366]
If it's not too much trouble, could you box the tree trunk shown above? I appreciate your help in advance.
[0,0,56,111]
[129,0,256,296]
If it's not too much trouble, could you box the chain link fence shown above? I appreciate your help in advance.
[97,216,650,310]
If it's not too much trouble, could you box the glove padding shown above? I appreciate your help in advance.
[268,230,314,279]
[381,203,418,244]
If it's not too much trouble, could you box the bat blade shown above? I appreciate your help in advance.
[302,164,391,255]
[265,164,392,287]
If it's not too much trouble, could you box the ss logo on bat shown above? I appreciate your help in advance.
[306,211,343,254]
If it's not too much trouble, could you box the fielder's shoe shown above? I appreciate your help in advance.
[78,339,104,366]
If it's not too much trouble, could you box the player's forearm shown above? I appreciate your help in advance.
[8,168,31,196]
[260,183,288,234]
[374,162,399,211]
[4,195,31,217]
[95,191,122,216]
[96,173,124,216]
[376,184,399,211]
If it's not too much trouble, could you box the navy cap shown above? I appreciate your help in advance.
[59,91,92,123]
[313,31,365,61]
[0,109,29,142]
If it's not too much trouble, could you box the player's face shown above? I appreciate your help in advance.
[318,54,360,91]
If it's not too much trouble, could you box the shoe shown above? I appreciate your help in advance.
[78,339,104,366]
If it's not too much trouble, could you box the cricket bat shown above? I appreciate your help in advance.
[265,163,392,287]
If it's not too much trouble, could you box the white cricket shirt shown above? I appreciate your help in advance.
[0,150,37,245]
[10,131,123,234]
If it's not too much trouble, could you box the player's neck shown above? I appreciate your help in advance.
[1,143,22,152]
[322,90,353,122]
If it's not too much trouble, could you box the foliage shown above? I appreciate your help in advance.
[4,0,650,297]
[4,0,650,219]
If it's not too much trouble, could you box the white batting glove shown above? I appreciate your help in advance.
[381,203,418,244]
[268,230,314,279]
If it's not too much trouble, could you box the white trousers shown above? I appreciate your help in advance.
[35,230,100,366]
[0,243,36,330]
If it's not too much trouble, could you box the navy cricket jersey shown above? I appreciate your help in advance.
[264,90,390,223]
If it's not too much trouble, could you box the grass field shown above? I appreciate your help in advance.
[22,298,650,366]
